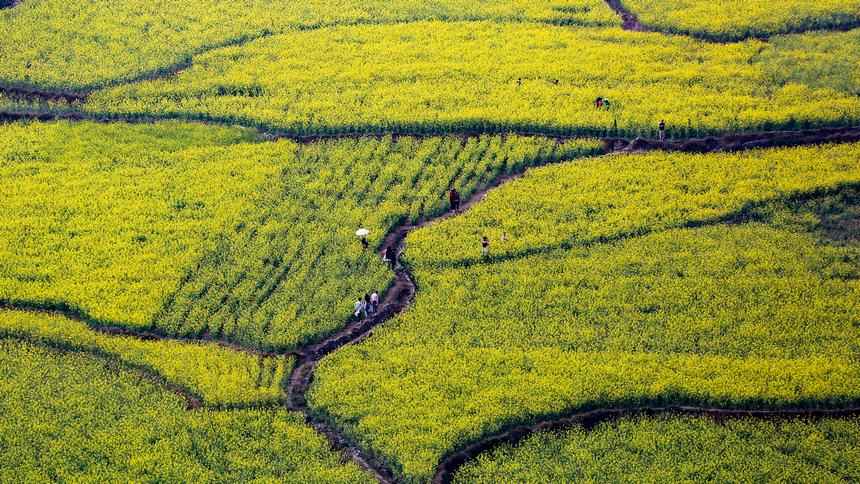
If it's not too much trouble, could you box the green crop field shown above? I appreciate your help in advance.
[0,0,858,482]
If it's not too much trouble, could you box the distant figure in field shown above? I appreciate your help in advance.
[360,235,369,250]
[502,232,509,243]
[371,291,380,311]
[354,297,366,319]
[449,188,461,212]
[603,98,612,110]
[482,236,489,257]
[552,79,559,85]
[364,293,373,314]
[659,119,666,142]
[384,246,397,269]
[595,97,604,109]
[516,78,522,86]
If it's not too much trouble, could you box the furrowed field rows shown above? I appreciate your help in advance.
[453,414,860,482]
[0,339,372,482]
[0,121,603,351]
[309,143,860,481]
[619,0,860,41]
[0,0,618,92]
[82,22,860,138]
[0,310,290,407]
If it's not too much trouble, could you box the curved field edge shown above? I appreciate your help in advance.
[447,411,860,482]
[308,143,860,481]
[0,308,291,408]
[0,2,620,93]
[80,23,860,139]
[615,0,860,42]
[0,339,374,483]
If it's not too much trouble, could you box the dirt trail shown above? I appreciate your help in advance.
[2,126,860,482]
[432,405,860,483]
[603,0,643,32]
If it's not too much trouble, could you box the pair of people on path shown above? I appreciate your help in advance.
[354,292,380,319]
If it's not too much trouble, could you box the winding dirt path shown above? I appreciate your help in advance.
[2,127,860,481]
[432,405,860,483]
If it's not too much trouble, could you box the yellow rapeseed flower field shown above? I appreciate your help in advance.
[622,0,860,40]
[455,415,860,481]
[85,23,860,136]
[311,144,860,481]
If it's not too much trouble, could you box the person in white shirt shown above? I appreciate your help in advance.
[354,298,366,319]
[371,291,380,311]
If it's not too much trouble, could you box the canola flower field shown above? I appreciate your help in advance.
[1,0,859,481]
[84,23,860,137]
[0,339,370,482]
[454,414,860,481]
[621,0,860,40]
[0,309,290,407]
[310,143,860,480]
[0,120,602,350]
[0,0,617,91]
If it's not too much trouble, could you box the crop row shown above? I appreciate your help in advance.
[156,134,603,350]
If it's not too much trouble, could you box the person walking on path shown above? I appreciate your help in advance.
[371,291,380,311]
[449,188,461,212]
[364,293,373,314]
[384,246,397,270]
[482,236,489,257]
[354,297,366,319]
[658,119,666,142]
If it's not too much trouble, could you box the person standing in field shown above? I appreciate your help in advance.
[371,291,380,311]
[449,188,461,212]
[360,235,369,250]
[659,119,666,142]
[482,236,489,257]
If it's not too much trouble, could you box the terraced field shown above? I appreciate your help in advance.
[0,0,858,482]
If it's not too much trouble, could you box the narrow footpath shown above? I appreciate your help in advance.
[1,129,860,482]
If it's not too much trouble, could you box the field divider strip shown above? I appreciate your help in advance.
[431,404,860,483]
